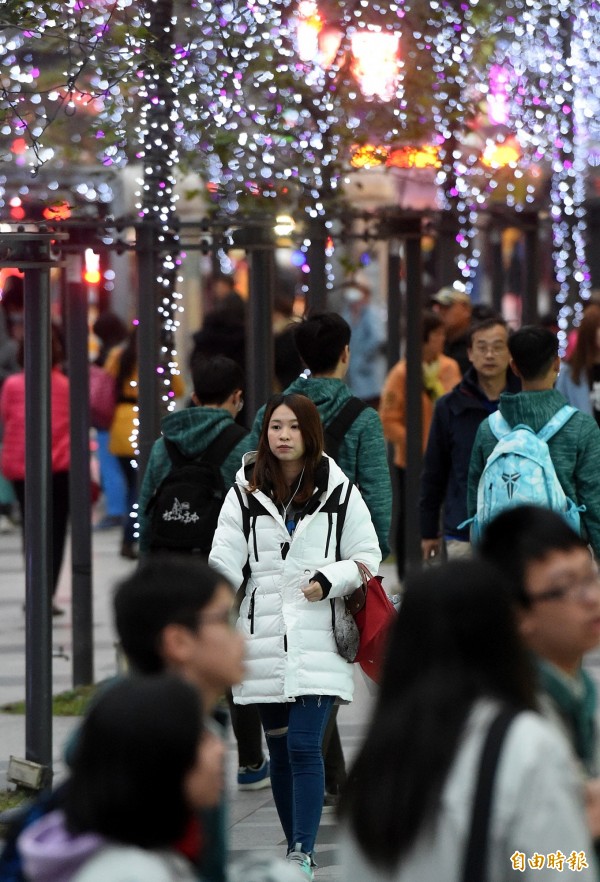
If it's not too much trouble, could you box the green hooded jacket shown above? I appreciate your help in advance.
[467,389,600,557]
[249,376,391,557]
[138,407,251,553]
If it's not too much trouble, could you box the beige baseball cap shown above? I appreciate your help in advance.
[431,285,471,307]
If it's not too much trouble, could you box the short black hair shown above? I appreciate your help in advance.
[212,272,235,289]
[422,310,443,342]
[93,311,128,349]
[0,275,24,313]
[508,325,557,380]
[113,556,230,674]
[478,505,588,607]
[191,354,244,404]
[468,316,509,348]
[293,312,351,374]
[64,675,202,847]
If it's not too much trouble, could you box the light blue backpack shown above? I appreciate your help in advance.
[467,405,585,544]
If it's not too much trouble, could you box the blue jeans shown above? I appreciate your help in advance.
[96,430,126,517]
[257,695,335,857]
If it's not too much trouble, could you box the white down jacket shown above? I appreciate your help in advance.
[209,453,381,704]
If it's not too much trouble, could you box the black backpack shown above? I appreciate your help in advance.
[323,397,368,461]
[147,421,247,554]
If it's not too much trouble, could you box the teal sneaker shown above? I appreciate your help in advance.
[237,758,271,791]
[286,844,315,880]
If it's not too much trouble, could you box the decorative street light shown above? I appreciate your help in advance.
[350,30,400,102]
[295,0,401,102]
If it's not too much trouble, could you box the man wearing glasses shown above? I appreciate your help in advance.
[467,325,600,559]
[420,317,518,562]
[479,505,600,850]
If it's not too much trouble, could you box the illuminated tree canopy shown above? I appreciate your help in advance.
[1,0,600,320]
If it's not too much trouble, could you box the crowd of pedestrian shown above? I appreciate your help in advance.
[4,269,600,880]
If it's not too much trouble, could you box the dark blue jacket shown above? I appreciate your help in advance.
[419,366,520,541]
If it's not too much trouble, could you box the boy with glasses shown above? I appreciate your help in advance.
[479,505,600,847]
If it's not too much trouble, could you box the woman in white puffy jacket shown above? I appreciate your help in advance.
[209,392,381,879]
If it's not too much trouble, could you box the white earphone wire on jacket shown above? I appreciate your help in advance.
[282,465,305,533]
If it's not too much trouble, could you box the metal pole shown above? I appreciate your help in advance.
[435,209,460,287]
[137,220,160,483]
[387,239,402,369]
[233,218,275,418]
[247,248,275,418]
[65,249,93,686]
[0,230,66,785]
[24,260,53,772]
[489,225,504,316]
[522,212,540,326]
[306,218,327,314]
[403,226,423,575]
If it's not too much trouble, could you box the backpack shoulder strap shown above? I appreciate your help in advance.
[164,422,247,470]
[325,397,368,449]
[537,405,577,443]
[203,421,248,467]
[163,436,188,467]
[462,706,518,882]
[488,410,512,441]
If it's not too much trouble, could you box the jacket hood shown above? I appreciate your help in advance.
[19,810,105,882]
[498,388,568,433]
[284,376,353,427]
[159,406,239,458]
[235,452,346,520]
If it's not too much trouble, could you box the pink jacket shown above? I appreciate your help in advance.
[0,369,70,480]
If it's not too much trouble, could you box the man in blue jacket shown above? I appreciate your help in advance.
[419,317,518,561]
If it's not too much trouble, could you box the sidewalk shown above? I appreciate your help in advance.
[0,520,388,879]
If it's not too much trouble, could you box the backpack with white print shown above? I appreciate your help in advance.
[147,422,247,555]
[468,405,585,544]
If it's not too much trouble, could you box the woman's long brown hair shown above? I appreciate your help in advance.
[249,393,324,505]
[569,304,600,386]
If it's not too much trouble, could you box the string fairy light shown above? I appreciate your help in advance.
[498,0,599,346]
[419,0,503,289]
[1,0,598,336]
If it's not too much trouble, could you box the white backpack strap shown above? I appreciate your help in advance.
[488,410,512,441]
[537,405,577,442]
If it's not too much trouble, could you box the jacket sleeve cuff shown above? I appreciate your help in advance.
[311,571,332,599]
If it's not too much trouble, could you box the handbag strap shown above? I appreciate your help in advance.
[356,561,374,587]
[462,706,518,882]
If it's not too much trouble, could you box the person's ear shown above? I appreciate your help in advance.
[232,388,244,411]
[509,358,522,379]
[160,623,195,667]
[191,392,201,407]
[341,344,350,364]
[516,605,536,639]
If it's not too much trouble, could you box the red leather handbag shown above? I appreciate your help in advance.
[353,562,396,682]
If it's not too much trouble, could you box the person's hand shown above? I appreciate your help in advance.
[302,580,324,602]
[421,538,441,561]
[585,778,600,837]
